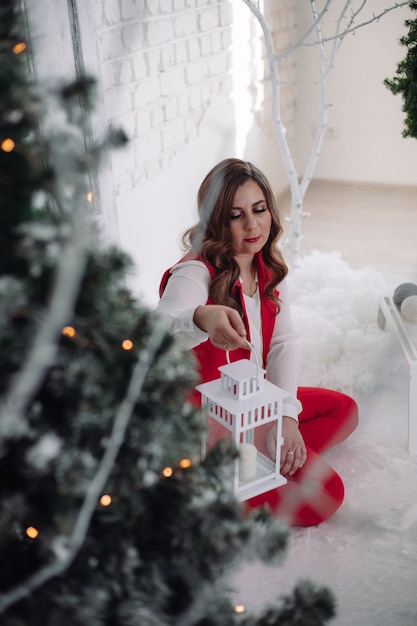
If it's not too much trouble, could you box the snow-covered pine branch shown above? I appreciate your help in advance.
[0,89,95,437]
[0,84,126,439]
[0,322,166,615]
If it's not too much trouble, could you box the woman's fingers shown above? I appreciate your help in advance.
[281,446,307,476]
[226,308,247,339]
[279,418,307,476]
[194,305,247,350]
[216,309,247,350]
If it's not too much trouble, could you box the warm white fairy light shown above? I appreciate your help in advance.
[13,42,26,55]
[62,326,76,338]
[121,339,134,350]
[99,494,112,507]
[234,604,245,613]
[1,138,15,152]
[25,526,39,539]
[162,467,173,478]
[179,458,191,469]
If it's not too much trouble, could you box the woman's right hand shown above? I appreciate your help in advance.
[267,417,307,476]
[193,305,248,351]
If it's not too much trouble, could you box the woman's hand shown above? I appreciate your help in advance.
[267,416,307,476]
[193,305,248,350]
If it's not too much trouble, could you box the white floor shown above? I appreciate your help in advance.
[282,179,417,285]
[230,181,417,626]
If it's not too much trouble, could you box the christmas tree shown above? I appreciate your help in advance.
[384,1,417,139]
[0,1,335,624]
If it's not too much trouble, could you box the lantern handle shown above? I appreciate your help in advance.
[226,340,261,375]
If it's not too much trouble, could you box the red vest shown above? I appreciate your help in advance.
[159,251,279,397]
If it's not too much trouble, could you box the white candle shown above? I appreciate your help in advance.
[239,443,257,481]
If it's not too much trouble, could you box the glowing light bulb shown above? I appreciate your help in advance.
[13,42,26,55]
[234,605,245,613]
[26,526,39,539]
[121,339,134,351]
[162,467,173,478]
[1,138,15,152]
[86,191,93,202]
[179,458,191,469]
[62,326,76,338]
[100,494,112,507]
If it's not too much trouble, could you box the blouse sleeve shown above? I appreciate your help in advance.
[265,277,302,421]
[156,260,211,349]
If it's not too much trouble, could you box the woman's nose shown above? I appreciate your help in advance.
[244,214,257,230]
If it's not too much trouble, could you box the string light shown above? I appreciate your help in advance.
[234,605,245,614]
[13,42,26,55]
[25,526,39,539]
[121,339,134,350]
[162,467,173,478]
[86,191,93,202]
[62,326,76,338]
[1,138,15,152]
[179,458,191,469]
[99,494,112,507]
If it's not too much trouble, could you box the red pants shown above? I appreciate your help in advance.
[244,387,358,526]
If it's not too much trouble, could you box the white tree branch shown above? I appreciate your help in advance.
[242,0,304,263]
[299,2,409,48]
[240,0,408,265]
[274,0,333,61]
[300,1,328,201]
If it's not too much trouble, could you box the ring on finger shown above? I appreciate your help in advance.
[287,450,295,456]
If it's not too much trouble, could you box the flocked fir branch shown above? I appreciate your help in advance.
[0,79,127,439]
[384,1,417,139]
[0,322,166,614]
[0,1,337,624]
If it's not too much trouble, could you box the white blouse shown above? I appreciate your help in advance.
[156,260,302,420]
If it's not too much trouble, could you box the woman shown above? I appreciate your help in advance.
[157,158,358,526]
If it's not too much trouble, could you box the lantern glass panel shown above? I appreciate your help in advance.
[197,357,290,501]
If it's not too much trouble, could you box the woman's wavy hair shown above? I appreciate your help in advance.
[182,158,288,315]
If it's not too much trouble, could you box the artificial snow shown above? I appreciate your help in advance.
[229,251,417,626]
[290,251,403,394]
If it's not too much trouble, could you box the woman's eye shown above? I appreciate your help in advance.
[230,206,267,219]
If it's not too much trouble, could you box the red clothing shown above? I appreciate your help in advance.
[160,253,358,526]
[160,250,277,369]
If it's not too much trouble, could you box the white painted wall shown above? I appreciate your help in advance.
[118,94,236,305]
[294,2,417,185]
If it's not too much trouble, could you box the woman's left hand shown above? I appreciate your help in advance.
[267,416,307,476]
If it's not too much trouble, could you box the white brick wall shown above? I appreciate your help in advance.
[93,1,298,197]
[94,0,244,197]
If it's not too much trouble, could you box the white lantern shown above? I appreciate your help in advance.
[196,343,288,501]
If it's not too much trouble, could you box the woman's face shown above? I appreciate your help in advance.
[229,180,272,257]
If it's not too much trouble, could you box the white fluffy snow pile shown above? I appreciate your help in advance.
[289,250,403,394]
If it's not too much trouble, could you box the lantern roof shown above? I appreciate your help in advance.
[196,377,289,413]
[218,359,265,381]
